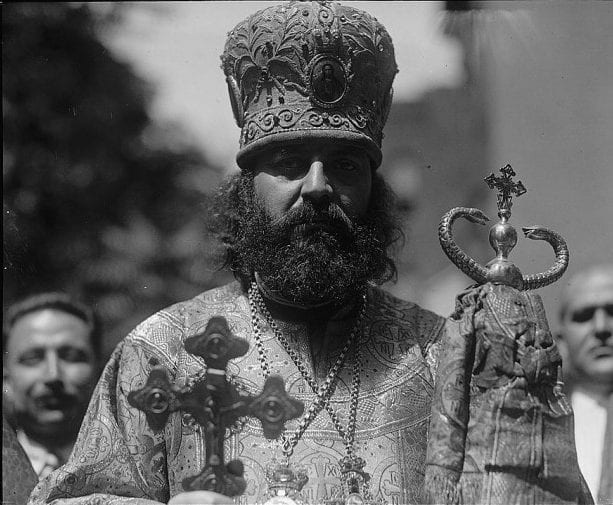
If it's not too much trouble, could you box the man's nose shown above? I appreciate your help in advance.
[593,307,612,342]
[43,352,62,384]
[301,161,332,206]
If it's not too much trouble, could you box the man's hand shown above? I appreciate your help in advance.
[168,491,234,504]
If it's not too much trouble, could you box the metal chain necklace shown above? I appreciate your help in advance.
[248,282,372,504]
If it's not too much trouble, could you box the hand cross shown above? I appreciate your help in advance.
[128,316,304,497]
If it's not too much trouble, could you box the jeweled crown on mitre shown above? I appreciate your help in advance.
[221,0,398,169]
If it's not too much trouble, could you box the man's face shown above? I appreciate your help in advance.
[4,309,98,443]
[252,139,372,222]
[235,139,388,306]
[559,272,613,387]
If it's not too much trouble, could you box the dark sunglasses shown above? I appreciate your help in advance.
[571,304,613,323]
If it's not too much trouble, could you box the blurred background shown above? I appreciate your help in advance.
[3,1,613,359]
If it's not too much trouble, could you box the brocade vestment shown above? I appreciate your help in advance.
[28,282,445,505]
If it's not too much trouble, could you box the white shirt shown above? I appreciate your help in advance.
[571,388,607,499]
[16,430,61,479]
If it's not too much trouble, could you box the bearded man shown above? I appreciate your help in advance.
[28,2,444,504]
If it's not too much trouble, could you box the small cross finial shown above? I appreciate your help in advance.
[484,164,526,219]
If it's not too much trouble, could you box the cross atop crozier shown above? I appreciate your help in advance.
[484,164,527,220]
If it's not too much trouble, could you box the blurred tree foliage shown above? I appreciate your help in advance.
[3,3,229,357]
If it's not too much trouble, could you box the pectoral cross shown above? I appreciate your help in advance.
[484,164,527,219]
[128,316,304,497]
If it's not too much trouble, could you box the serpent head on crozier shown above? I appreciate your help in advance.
[438,165,569,290]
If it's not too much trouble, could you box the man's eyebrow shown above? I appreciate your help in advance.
[17,348,44,356]
[332,151,361,157]
[329,145,366,155]
[270,148,296,160]
[573,303,613,312]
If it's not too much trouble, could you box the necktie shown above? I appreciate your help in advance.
[597,394,613,504]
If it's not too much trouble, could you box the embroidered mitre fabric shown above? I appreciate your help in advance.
[28,282,444,505]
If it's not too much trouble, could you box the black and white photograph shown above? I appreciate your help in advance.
[3,2,612,504]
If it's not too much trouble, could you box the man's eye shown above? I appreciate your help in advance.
[572,307,596,323]
[335,159,357,171]
[571,304,613,322]
[271,157,302,172]
[18,352,43,366]
[283,158,302,169]
[59,347,90,363]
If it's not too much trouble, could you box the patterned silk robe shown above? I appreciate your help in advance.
[28,282,444,505]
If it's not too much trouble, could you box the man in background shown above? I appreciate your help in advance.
[557,264,613,504]
[3,292,102,479]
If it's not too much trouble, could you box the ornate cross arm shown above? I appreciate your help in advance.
[128,316,304,497]
[250,375,304,439]
[438,164,569,290]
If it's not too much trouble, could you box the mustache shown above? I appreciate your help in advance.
[33,389,76,409]
[32,380,73,399]
[270,202,354,235]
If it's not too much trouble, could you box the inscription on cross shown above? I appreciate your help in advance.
[128,316,304,497]
[484,164,527,219]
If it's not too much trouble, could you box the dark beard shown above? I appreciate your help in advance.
[235,193,391,307]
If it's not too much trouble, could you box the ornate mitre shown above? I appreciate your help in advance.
[221,0,398,169]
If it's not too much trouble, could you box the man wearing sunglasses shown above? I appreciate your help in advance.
[557,264,613,504]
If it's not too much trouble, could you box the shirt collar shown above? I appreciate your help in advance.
[16,430,61,478]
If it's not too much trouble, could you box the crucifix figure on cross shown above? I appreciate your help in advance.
[484,164,527,220]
